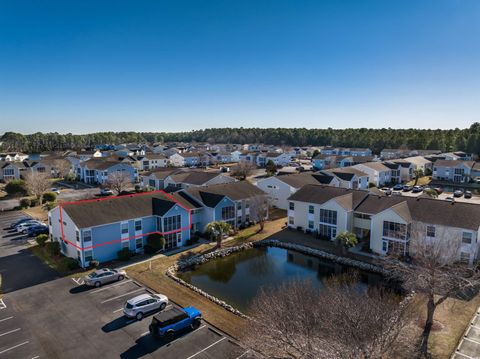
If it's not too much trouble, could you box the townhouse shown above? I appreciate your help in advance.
[77,158,138,185]
[179,181,268,233]
[0,152,28,162]
[432,160,476,183]
[320,147,372,157]
[402,156,433,174]
[48,191,192,267]
[353,162,392,186]
[134,153,169,171]
[141,169,235,190]
[256,152,292,167]
[0,161,30,181]
[287,185,480,264]
[322,167,369,190]
[382,162,402,184]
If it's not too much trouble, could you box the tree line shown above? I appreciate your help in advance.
[2,123,480,154]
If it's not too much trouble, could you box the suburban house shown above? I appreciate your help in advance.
[391,160,415,182]
[432,160,476,183]
[48,191,192,267]
[403,156,433,174]
[382,162,402,184]
[134,154,169,171]
[179,181,268,233]
[353,162,392,186]
[238,151,258,164]
[77,158,138,185]
[256,152,292,167]
[287,185,480,264]
[0,152,29,162]
[322,167,369,190]
[320,147,372,157]
[256,172,339,210]
[0,161,31,181]
[140,168,236,190]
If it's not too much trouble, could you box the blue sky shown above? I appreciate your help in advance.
[0,0,479,134]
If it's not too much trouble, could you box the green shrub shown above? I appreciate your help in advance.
[35,234,48,246]
[89,260,100,268]
[368,182,376,188]
[42,192,57,203]
[5,180,27,196]
[48,241,61,256]
[19,198,31,208]
[43,201,56,211]
[146,233,165,252]
[64,173,76,182]
[65,257,80,270]
[30,198,39,207]
[117,247,132,261]
[143,244,156,254]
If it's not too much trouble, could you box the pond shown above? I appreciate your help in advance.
[177,246,387,312]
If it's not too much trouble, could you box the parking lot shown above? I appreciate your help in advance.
[0,275,255,359]
[0,211,58,293]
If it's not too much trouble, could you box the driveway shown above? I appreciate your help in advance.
[0,276,256,359]
[0,211,58,293]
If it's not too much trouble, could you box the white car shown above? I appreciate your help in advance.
[123,293,168,320]
[51,187,61,194]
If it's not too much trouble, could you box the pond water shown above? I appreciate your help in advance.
[177,246,387,312]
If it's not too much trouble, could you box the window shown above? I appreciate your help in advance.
[237,202,242,210]
[237,216,242,224]
[460,252,470,264]
[84,250,93,262]
[462,232,473,244]
[4,168,14,176]
[426,225,435,238]
[354,213,371,220]
[149,179,156,187]
[76,230,80,242]
[308,221,314,229]
[49,217,52,225]
[221,206,235,220]
[164,232,181,250]
[382,240,388,252]
[122,241,129,249]
[77,251,81,262]
[308,205,314,214]
[382,221,408,240]
[135,220,142,231]
[121,222,129,234]
[319,209,337,225]
[288,216,294,225]
[289,202,295,210]
[319,224,336,239]
[83,230,92,242]
[163,215,181,232]
[135,238,143,249]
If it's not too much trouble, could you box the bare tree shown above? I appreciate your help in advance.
[243,277,417,359]
[24,171,51,205]
[106,171,133,194]
[52,159,72,179]
[248,196,269,232]
[385,223,480,357]
[231,160,255,180]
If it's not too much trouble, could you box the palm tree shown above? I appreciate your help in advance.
[335,231,358,255]
[423,188,438,198]
[205,221,232,248]
[413,168,424,186]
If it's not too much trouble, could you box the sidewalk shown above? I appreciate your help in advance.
[452,306,480,359]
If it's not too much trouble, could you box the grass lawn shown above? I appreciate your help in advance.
[126,217,287,339]
[23,205,49,221]
[30,242,81,274]
[407,176,432,186]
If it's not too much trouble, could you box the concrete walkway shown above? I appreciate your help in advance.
[452,306,480,359]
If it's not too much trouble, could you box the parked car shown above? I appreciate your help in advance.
[16,221,43,233]
[381,187,392,195]
[392,191,402,196]
[464,191,473,199]
[25,224,49,237]
[51,187,61,194]
[84,268,126,287]
[124,293,168,320]
[393,184,403,191]
[412,186,423,193]
[402,185,413,192]
[434,186,444,194]
[149,306,202,340]
[10,217,31,229]
[453,189,464,198]
[100,188,114,196]
[445,196,455,202]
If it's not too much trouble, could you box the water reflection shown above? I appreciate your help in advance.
[177,246,387,312]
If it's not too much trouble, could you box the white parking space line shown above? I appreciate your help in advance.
[0,328,21,337]
[113,308,124,313]
[455,352,473,359]
[185,337,227,359]
[71,278,84,286]
[0,316,13,323]
[0,298,6,309]
[31,356,40,359]
[463,337,480,346]
[163,325,207,347]
[90,279,133,294]
[101,288,144,303]
[235,351,251,359]
[0,340,29,355]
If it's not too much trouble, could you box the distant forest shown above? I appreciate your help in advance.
[1,123,480,155]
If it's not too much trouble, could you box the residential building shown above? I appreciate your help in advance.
[323,167,369,190]
[432,160,475,183]
[48,191,192,267]
[77,158,138,185]
[0,152,28,162]
[353,162,392,186]
[256,152,292,167]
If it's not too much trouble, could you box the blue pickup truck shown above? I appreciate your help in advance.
[149,306,202,340]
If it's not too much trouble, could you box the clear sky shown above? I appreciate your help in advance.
[0,0,479,134]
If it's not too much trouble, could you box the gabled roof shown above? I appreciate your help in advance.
[61,192,180,228]
[168,171,225,185]
[356,162,391,172]
[184,181,266,208]
[288,185,369,208]
[80,158,129,170]
[325,167,368,181]
[433,160,474,168]
[272,173,326,188]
